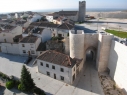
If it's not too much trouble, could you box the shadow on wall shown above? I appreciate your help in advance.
[108,41,118,79]
[74,25,97,33]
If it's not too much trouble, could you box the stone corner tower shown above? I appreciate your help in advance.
[78,1,86,22]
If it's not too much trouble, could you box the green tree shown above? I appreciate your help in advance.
[19,65,35,92]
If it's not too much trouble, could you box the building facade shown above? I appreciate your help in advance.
[37,50,82,84]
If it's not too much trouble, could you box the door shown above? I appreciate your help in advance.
[54,74,56,79]
[73,74,75,81]
[28,51,30,56]
[0,46,1,52]
[58,34,62,37]
[4,39,6,43]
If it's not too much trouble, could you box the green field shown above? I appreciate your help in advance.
[105,29,127,38]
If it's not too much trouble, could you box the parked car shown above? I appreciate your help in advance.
[24,57,32,64]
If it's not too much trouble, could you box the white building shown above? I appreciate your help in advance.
[52,23,74,38]
[0,25,22,43]
[28,13,43,23]
[19,35,41,56]
[45,14,53,22]
[22,26,52,43]
[37,50,82,84]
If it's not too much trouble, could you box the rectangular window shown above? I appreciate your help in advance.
[47,72,50,76]
[31,50,35,54]
[60,68,64,72]
[40,62,43,66]
[23,50,26,53]
[46,64,49,68]
[22,44,25,47]
[60,76,64,81]
[52,65,55,69]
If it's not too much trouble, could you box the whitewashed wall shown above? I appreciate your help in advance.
[108,40,127,95]
[29,14,42,23]
[41,29,51,42]
[0,43,19,54]
[0,26,22,43]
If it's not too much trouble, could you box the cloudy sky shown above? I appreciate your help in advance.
[0,0,126,13]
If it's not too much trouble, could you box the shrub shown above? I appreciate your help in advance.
[18,84,22,90]
[33,87,45,95]
[6,80,14,89]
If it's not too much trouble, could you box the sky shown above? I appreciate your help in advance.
[0,0,126,13]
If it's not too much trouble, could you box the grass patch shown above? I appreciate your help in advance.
[105,29,127,38]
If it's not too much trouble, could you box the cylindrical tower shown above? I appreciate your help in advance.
[78,1,86,22]
[69,30,84,59]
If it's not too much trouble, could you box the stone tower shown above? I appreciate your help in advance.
[78,1,86,22]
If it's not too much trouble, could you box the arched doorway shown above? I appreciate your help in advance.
[84,47,97,67]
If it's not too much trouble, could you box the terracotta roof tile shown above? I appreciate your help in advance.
[20,35,38,43]
[37,50,82,68]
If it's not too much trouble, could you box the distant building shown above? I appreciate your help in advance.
[22,26,52,42]
[78,1,86,22]
[0,25,22,43]
[37,50,82,84]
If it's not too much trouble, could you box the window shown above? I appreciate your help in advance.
[23,50,26,53]
[47,72,50,76]
[60,76,64,81]
[4,39,6,43]
[31,50,35,54]
[46,64,49,68]
[40,62,43,66]
[60,68,64,72]
[52,65,55,69]
[22,44,25,47]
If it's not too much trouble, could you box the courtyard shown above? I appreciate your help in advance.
[0,53,104,95]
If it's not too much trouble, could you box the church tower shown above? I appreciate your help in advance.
[78,1,86,22]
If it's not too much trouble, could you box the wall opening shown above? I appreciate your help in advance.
[84,47,97,67]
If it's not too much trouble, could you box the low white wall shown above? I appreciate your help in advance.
[108,40,127,94]
[0,43,19,54]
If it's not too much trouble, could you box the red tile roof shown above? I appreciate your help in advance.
[37,50,82,68]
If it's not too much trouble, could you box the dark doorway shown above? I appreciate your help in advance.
[73,74,75,81]
[28,51,30,56]
[0,47,1,52]
[58,34,62,37]
[54,74,56,79]
[86,50,94,61]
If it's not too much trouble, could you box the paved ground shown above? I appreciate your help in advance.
[0,53,104,95]
[75,18,127,34]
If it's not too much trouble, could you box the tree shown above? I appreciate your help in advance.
[19,65,35,92]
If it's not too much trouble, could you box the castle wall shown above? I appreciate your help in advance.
[108,40,127,94]
[97,34,113,72]
[84,33,98,63]
[70,30,84,72]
